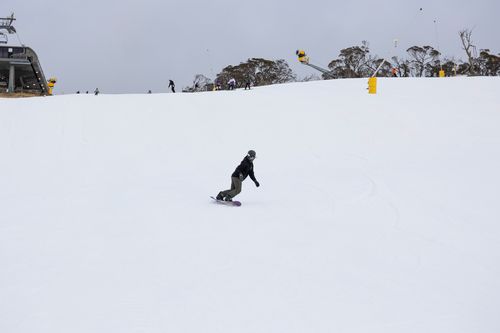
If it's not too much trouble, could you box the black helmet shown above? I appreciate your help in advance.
[247,150,256,159]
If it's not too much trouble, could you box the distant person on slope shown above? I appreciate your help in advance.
[391,67,398,77]
[228,78,236,90]
[216,150,260,201]
[94,88,99,95]
[168,80,176,93]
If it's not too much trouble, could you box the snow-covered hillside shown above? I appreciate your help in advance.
[1,77,500,333]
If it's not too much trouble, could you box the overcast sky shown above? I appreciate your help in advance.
[2,0,498,93]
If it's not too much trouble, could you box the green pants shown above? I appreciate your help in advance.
[221,177,242,199]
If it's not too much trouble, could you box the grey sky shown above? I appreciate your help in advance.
[2,0,498,93]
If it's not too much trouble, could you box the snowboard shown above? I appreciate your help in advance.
[210,196,242,207]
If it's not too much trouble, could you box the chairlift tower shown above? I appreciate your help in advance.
[0,13,51,95]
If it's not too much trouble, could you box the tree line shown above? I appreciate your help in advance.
[183,58,296,92]
[183,29,499,92]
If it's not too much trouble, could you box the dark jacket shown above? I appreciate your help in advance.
[232,157,257,182]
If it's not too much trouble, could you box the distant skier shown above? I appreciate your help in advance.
[94,88,99,95]
[391,67,398,77]
[216,150,260,201]
[168,80,176,93]
[228,78,236,90]
[244,79,251,90]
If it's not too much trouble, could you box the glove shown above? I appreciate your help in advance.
[255,181,260,187]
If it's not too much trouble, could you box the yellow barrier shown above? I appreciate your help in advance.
[368,77,377,94]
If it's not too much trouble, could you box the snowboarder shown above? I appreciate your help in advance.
[94,88,99,95]
[168,80,175,93]
[244,79,251,90]
[228,78,236,90]
[216,150,260,201]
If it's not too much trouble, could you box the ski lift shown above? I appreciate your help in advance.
[0,13,16,33]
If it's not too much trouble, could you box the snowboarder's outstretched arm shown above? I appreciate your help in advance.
[249,169,259,187]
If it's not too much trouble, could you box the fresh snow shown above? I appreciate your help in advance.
[1,77,500,333]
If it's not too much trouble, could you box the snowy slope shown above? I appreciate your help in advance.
[1,77,500,333]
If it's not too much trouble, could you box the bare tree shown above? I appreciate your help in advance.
[300,74,321,82]
[192,74,212,91]
[327,41,374,78]
[368,58,392,77]
[477,49,500,76]
[391,56,411,77]
[440,58,459,76]
[215,58,296,89]
[459,29,477,75]
[183,74,212,92]
[406,46,440,77]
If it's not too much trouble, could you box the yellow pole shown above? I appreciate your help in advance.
[368,77,377,94]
